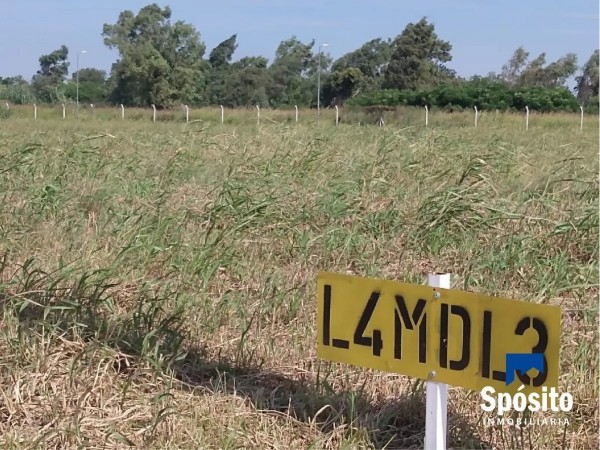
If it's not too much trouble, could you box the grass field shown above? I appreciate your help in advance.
[0,110,598,449]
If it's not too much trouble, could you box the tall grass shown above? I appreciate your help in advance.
[0,113,597,448]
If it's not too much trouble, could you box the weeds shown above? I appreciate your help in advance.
[0,114,597,448]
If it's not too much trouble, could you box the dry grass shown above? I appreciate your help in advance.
[0,112,597,449]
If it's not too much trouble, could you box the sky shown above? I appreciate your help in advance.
[0,0,598,85]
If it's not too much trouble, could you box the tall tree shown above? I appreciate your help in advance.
[501,47,529,86]
[383,18,453,90]
[205,34,238,104]
[65,68,108,104]
[102,4,207,107]
[328,67,364,103]
[502,48,578,88]
[209,34,238,69]
[31,45,70,102]
[542,54,578,87]
[222,57,270,107]
[516,53,549,87]
[575,50,599,103]
[332,38,392,90]
[72,68,107,84]
[267,36,328,106]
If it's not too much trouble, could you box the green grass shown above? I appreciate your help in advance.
[0,112,597,449]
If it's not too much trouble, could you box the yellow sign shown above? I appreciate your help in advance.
[317,272,561,394]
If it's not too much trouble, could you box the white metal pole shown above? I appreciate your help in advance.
[76,53,79,118]
[295,105,298,122]
[120,104,124,120]
[256,104,260,124]
[220,105,224,124]
[425,273,450,450]
[75,50,86,118]
[185,104,189,123]
[317,46,322,124]
[425,105,429,127]
[152,104,156,123]
[580,105,583,131]
[474,106,478,128]
[335,105,339,125]
[525,106,529,131]
[62,103,65,119]
[34,103,37,120]
[317,42,328,124]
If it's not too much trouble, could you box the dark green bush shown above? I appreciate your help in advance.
[347,81,581,112]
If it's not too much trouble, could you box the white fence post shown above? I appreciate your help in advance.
[220,105,224,124]
[525,106,529,131]
[425,105,429,127]
[295,105,298,122]
[5,102,9,110]
[335,105,339,125]
[62,103,65,119]
[256,104,260,124]
[152,104,156,123]
[580,105,584,131]
[185,104,189,123]
[425,273,450,450]
[33,103,37,120]
[90,104,95,117]
[120,104,125,120]
[474,106,478,128]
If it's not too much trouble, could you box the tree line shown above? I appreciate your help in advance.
[0,3,597,113]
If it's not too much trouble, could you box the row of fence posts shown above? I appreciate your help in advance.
[6,102,586,131]
[255,104,327,125]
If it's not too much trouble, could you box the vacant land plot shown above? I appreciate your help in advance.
[0,113,597,449]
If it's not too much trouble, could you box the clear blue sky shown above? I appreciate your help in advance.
[1,0,598,85]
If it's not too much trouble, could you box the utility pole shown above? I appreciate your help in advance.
[317,42,328,124]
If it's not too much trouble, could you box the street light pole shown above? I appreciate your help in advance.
[317,42,328,124]
[76,50,87,117]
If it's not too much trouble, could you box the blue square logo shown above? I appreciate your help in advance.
[505,353,545,385]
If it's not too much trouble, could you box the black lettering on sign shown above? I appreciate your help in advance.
[332,338,350,349]
[515,317,548,386]
[492,369,506,382]
[322,284,349,349]
[481,309,506,382]
[440,304,471,370]
[481,310,492,379]
[394,296,427,363]
[323,284,332,346]
[353,292,383,356]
